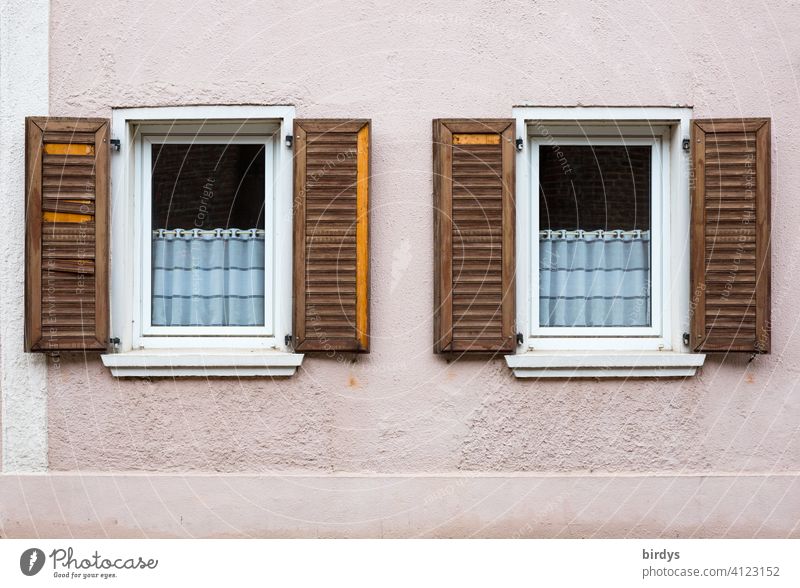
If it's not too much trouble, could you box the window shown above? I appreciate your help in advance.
[508,107,704,376]
[103,106,299,376]
[533,129,664,339]
[143,133,272,335]
[132,119,285,349]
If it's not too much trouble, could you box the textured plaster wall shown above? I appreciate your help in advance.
[47,0,800,474]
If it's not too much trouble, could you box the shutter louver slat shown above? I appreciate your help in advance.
[293,119,370,352]
[433,119,515,354]
[691,118,771,353]
[25,117,109,352]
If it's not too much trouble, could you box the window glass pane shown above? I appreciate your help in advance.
[150,143,266,327]
[538,144,651,327]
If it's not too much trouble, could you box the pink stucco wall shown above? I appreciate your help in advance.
[46,0,800,475]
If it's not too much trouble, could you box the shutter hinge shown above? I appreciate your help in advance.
[682,332,690,346]
[109,337,121,352]
[682,138,690,152]
[109,139,121,152]
[515,138,524,152]
[516,332,524,345]
[285,334,293,348]
[285,135,293,149]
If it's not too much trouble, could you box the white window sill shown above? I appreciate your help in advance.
[101,349,304,378]
[505,351,705,379]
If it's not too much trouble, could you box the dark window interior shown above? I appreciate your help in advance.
[539,145,651,231]
[151,143,265,229]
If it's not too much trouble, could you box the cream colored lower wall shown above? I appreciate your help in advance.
[1,473,797,538]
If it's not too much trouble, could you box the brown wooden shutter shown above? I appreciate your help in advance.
[433,119,515,353]
[691,118,771,353]
[293,119,370,352]
[24,117,109,352]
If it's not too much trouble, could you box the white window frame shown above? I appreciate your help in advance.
[107,106,295,353]
[139,130,275,338]
[513,106,695,355]
[531,132,666,342]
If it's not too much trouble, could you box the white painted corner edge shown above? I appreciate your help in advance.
[0,0,50,472]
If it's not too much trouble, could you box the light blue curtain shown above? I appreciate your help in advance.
[539,230,650,327]
[152,228,265,327]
